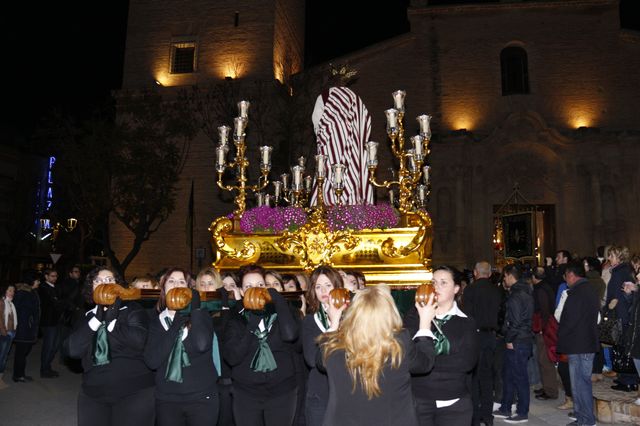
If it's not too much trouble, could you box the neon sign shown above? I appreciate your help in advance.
[46,156,55,211]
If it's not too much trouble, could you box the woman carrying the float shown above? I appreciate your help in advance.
[65,266,155,426]
[302,265,345,426]
[404,265,479,425]
[144,267,219,426]
[222,263,300,426]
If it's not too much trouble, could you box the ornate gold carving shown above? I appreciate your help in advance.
[209,217,260,262]
[380,211,432,259]
[275,210,360,271]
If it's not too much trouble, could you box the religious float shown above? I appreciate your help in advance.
[209,90,435,286]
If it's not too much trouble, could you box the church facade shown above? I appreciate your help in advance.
[113,0,640,278]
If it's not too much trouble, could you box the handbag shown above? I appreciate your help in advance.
[598,306,622,346]
[612,344,637,375]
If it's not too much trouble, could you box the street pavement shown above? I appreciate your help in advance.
[0,340,632,425]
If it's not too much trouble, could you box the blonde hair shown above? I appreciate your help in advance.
[608,246,630,263]
[195,267,223,290]
[319,285,403,399]
[131,274,159,289]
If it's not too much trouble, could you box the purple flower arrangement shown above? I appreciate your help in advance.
[237,204,399,234]
[326,203,399,231]
[239,206,308,233]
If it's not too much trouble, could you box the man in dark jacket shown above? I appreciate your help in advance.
[494,264,534,424]
[557,261,600,426]
[38,268,63,378]
[464,261,503,426]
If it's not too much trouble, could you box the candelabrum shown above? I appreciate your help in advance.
[268,156,313,208]
[215,101,272,218]
[367,90,432,214]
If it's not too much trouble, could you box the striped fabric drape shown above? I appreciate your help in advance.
[311,87,374,206]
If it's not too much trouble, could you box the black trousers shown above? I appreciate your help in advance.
[156,393,219,426]
[217,382,234,426]
[12,342,34,379]
[592,345,605,374]
[415,396,473,426]
[233,386,297,426]
[78,387,155,426]
[493,336,505,403]
[472,331,496,423]
[557,360,572,398]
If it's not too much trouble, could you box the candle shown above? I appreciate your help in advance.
[392,90,406,113]
[332,163,345,187]
[292,165,304,190]
[304,175,313,193]
[260,146,272,168]
[234,117,247,138]
[385,108,398,131]
[256,192,265,207]
[264,194,271,207]
[366,141,379,166]
[411,135,424,160]
[417,115,432,139]
[281,173,290,191]
[216,146,227,172]
[407,149,417,172]
[417,184,426,203]
[237,101,250,119]
[273,181,282,199]
[218,125,230,146]
[422,165,431,185]
[315,154,326,178]
[389,189,395,205]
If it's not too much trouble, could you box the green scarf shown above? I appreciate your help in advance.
[164,317,191,383]
[432,315,453,356]
[316,304,330,331]
[92,318,110,366]
[247,312,278,372]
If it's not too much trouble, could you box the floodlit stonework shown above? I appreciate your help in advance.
[114,0,640,278]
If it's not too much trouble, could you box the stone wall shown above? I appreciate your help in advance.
[116,0,640,276]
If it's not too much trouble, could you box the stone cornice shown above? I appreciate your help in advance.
[409,0,618,16]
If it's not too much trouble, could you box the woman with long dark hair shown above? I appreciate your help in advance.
[65,266,155,426]
[404,265,479,425]
[301,265,344,426]
[144,267,219,426]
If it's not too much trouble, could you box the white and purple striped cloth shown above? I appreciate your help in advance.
[311,87,374,206]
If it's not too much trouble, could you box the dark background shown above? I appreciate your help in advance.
[1,0,638,142]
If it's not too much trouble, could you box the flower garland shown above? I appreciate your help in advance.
[237,204,399,234]
[239,206,307,233]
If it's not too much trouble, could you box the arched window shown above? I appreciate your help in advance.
[501,46,529,95]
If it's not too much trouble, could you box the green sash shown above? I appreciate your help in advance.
[432,315,453,355]
[248,312,278,372]
[92,319,110,366]
[316,304,330,331]
[164,317,191,382]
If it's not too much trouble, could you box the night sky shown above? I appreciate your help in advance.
[2,0,638,143]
